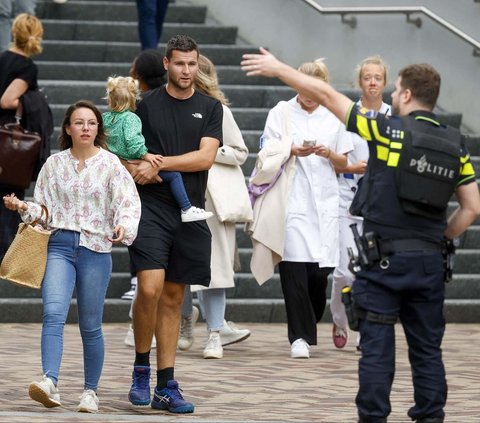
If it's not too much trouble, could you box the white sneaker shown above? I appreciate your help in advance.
[124,324,157,349]
[181,206,214,222]
[203,330,223,359]
[53,0,68,3]
[28,375,61,408]
[219,320,250,346]
[78,389,99,413]
[290,338,310,359]
[178,305,199,351]
[121,278,137,300]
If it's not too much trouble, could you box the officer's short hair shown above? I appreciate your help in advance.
[398,64,440,109]
[298,58,330,83]
[165,34,199,60]
[356,55,388,86]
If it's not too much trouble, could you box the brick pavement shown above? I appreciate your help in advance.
[0,322,479,423]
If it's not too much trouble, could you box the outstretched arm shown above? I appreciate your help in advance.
[241,47,353,124]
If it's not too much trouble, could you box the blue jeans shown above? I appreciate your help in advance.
[135,0,169,50]
[181,287,226,331]
[159,170,191,211]
[0,0,36,52]
[197,288,226,331]
[41,230,112,391]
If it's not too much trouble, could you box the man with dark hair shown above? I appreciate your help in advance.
[126,34,223,413]
[241,49,480,423]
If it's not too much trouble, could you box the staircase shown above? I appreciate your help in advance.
[1,0,479,323]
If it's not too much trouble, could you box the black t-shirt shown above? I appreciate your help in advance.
[0,50,38,124]
[136,86,223,208]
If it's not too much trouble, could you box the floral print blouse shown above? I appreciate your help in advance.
[20,148,141,252]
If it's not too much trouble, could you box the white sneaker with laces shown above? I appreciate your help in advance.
[78,389,99,413]
[181,206,214,222]
[219,320,251,346]
[290,338,310,359]
[28,375,61,408]
[178,306,199,351]
[203,330,223,359]
[124,324,156,348]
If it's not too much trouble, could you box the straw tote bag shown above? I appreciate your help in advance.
[0,206,51,289]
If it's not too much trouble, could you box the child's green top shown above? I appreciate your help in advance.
[102,110,148,160]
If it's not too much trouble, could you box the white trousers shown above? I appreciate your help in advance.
[331,206,363,330]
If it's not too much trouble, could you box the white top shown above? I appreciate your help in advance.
[338,101,391,208]
[262,96,353,265]
[20,148,141,252]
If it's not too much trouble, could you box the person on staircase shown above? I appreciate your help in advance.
[0,0,37,53]
[0,13,42,263]
[177,54,252,359]
[330,55,391,351]
[136,0,169,50]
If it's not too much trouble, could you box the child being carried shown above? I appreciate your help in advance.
[102,76,213,222]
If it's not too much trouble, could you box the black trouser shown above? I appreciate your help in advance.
[279,261,333,345]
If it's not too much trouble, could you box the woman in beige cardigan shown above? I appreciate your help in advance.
[179,54,253,359]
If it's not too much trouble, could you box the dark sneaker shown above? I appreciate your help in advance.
[151,380,194,413]
[128,365,151,406]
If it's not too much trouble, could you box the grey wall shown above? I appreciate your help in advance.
[186,0,480,134]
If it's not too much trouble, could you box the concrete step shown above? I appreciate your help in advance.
[38,41,258,65]
[36,63,284,86]
[36,1,205,24]
[1,297,479,323]
[37,82,469,133]
[41,20,238,44]
[38,81,295,109]
[2,269,479,300]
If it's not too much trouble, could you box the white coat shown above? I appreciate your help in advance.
[192,105,251,291]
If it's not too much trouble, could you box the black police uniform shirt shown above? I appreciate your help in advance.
[135,86,223,209]
[345,104,476,242]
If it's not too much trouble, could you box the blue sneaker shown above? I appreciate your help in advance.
[128,365,151,406]
[151,380,194,413]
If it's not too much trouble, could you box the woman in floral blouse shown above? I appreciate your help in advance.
[3,100,141,413]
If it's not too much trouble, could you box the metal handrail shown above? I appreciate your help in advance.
[300,0,480,57]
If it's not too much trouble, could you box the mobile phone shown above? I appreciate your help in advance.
[303,139,316,147]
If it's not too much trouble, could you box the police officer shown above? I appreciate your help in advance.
[241,49,480,423]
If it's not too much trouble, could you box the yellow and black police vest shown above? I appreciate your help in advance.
[349,111,472,228]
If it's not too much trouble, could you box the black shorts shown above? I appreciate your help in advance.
[128,201,211,286]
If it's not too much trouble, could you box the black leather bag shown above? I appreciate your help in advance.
[0,118,42,189]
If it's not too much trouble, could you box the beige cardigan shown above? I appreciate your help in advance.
[193,105,251,291]
[246,102,296,285]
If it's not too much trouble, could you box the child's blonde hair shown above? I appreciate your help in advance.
[105,76,140,112]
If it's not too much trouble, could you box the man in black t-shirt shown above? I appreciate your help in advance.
[126,35,223,414]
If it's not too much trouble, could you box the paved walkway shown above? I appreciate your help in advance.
[1,322,479,422]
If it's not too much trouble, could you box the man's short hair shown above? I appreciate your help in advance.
[398,63,441,109]
[165,34,198,59]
